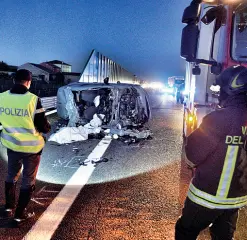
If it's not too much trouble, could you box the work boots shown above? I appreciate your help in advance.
[4,181,17,217]
[14,186,35,224]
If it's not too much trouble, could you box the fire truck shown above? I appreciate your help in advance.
[181,0,247,137]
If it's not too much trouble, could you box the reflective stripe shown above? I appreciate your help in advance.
[4,127,36,134]
[35,108,45,114]
[217,146,239,198]
[188,190,247,209]
[189,183,247,204]
[1,132,43,146]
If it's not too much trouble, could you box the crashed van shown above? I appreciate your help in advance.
[56,82,151,129]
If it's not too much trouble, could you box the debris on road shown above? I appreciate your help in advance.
[79,157,109,166]
[49,123,153,145]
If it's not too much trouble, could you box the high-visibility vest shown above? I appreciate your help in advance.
[188,145,247,209]
[0,90,45,153]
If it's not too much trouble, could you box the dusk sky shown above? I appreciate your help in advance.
[1,0,190,82]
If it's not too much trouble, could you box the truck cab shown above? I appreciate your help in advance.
[181,0,247,137]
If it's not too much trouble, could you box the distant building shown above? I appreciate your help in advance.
[63,72,81,84]
[40,62,61,73]
[18,62,80,84]
[18,63,53,83]
[43,60,72,73]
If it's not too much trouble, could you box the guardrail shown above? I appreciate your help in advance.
[0,96,57,131]
[41,96,57,110]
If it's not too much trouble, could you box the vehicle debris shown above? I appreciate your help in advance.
[79,157,109,166]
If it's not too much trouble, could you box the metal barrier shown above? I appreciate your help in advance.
[0,96,57,131]
[41,96,57,110]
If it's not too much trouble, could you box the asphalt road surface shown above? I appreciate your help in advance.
[0,93,246,240]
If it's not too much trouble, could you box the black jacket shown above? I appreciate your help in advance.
[186,95,247,200]
[10,84,51,134]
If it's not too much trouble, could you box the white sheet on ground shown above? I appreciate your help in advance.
[48,125,101,144]
[48,113,105,144]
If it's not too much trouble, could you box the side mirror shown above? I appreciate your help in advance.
[182,3,201,24]
[181,24,199,62]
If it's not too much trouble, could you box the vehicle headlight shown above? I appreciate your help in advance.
[210,85,220,92]
[163,88,173,93]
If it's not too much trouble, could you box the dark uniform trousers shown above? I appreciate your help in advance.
[6,149,41,189]
[175,198,239,240]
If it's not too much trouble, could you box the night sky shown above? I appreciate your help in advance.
[1,0,191,82]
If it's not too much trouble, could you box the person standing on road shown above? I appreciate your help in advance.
[175,66,247,240]
[0,69,51,224]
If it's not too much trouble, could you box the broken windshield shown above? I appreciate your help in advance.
[232,4,247,62]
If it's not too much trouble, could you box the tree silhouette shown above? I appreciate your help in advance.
[0,61,9,71]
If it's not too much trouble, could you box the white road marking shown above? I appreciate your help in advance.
[30,198,45,206]
[45,109,57,116]
[36,186,46,195]
[23,137,112,240]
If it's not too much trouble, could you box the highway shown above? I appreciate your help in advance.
[0,93,246,240]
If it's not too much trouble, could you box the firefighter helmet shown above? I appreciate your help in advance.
[216,66,247,96]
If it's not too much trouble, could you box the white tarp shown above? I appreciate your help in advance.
[48,125,101,144]
[48,114,103,144]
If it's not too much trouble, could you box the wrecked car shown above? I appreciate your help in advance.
[56,82,151,129]
[49,82,152,145]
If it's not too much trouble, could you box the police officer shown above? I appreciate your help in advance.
[0,69,51,223]
[175,66,247,239]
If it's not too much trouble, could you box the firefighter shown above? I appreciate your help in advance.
[0,69,51,224]
[175,65,247,240]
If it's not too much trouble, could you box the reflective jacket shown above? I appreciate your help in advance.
[185,95,247,209]
[0,90,45,153]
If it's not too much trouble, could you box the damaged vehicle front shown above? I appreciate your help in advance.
[49,82,151,144]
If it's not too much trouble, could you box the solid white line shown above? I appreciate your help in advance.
[0,110,57,131]
[23,137,112,240]
[45,109,57,116]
